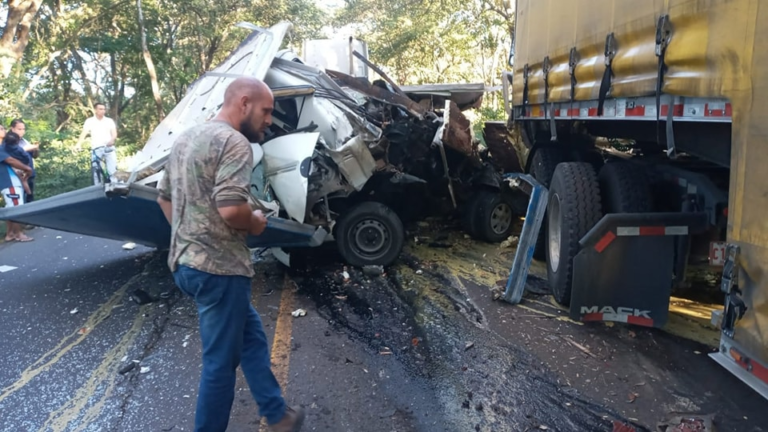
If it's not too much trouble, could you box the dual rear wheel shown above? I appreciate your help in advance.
[545,159,653,304]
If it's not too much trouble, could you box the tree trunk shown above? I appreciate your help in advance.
[71,50,95,108]
[0,0,44,78]
[110,52,120,123]
[137,0,165,120]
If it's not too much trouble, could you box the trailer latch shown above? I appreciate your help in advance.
[719,244,747,338]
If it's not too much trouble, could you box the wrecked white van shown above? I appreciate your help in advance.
[0,22,517,267]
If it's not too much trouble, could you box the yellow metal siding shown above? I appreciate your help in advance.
[511,0,768,365]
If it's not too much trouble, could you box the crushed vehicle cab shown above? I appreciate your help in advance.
[0,22,515,267]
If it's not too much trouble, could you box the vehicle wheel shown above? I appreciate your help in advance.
[467,190,516,243]
[547,162,603,305]
[598,161,653,213]
[335,201,405,267]
[530,147,564,259]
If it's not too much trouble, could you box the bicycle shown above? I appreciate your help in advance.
[90,146,114,186]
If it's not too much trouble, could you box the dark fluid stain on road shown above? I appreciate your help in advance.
[288,246,645,432]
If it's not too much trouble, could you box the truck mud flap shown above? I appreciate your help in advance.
[570,212,708,328]
[0,184,171,247]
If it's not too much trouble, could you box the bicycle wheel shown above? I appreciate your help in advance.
[92,161,103,185]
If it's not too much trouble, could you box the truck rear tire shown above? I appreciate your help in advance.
[598,161,653,213]
[530,147,564,259]
[546,162,603,305]
[335,201,405,267]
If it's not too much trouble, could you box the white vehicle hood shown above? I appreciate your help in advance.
[129,22,293,178]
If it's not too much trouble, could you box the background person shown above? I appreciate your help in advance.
[9,119,38,202]
[2,132,33,199]
[79,103,118,183]
[0,138,34,242]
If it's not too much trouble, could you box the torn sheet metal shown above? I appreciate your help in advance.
[262,132,319,223]
[483,121,523,172]
[441,100,475,157]
[326,69,427,119]
[401,83,486,111]
[326,135,377,191]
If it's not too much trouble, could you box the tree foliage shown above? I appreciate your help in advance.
[0,0,512,201]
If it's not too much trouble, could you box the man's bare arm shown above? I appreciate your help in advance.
[157,196,173,225]
[217,203,267,235]
[3,156,32,173]
[108,121,117,146]
[22,142,39,153]
[77,122,90,150]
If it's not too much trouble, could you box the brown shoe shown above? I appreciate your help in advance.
[268,406,305,432]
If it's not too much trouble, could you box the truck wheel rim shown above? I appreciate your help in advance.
[491,203,512,235]
[548,194,562,273]
[352,219,389,258]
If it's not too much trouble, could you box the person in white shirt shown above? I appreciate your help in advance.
[79,103,118,183]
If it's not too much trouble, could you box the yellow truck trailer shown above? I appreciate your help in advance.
[491,0,768,399]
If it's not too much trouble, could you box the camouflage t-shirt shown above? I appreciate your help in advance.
[158,121,255,277]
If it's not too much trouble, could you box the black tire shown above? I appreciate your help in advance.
[466,190,516,243]
[530,147,564,259]
[335,201,405,267]
[462,192,482,238]
[91,162,103,186]
[546,162,603,305]
[598,162,653,213]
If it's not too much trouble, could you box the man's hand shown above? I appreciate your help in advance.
[157,196,173,225]
[249,210,268,235]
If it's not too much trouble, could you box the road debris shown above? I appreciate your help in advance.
[612,421,637,432]
[428,241,453,249]
[130,289,155,305]
[379,347,393,355]
[140,366,151,374]
[562,336,598,358]
[118,362,137,375]
[627,392,638,403]
[363,265,384,277]
[122,242,136,250]
[465,341,475,351]
[378,408,397,419]
[291,309,307,318]
[416,269,424,275]
[342,271,350,282]
[77,327,90,335]
[70,308,78,314]
[499,235,519,249]
[657,413,715,432]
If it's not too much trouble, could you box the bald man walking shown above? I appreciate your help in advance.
[157,78,305,432]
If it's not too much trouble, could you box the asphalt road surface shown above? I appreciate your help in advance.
[1,227,766,432]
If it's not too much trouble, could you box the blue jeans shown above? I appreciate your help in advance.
[173,265,286,431]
